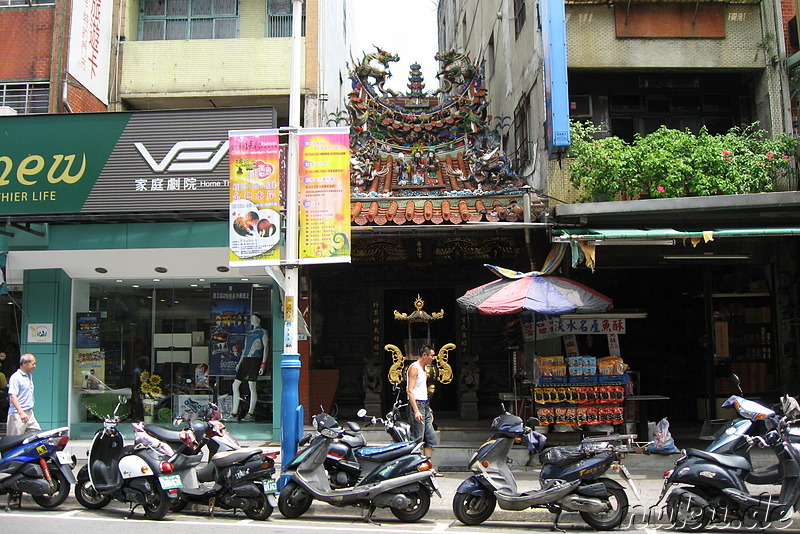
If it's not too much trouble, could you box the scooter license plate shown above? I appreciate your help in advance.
[159,474,183,490]
[261,479,278,494]
[55,451,72,465]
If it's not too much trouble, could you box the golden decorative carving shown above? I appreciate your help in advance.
[385,343,405,385]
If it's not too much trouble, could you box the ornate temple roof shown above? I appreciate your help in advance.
[346,49,541,227]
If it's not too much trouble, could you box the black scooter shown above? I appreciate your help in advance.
[136,403,279,520]
[452,407,639,530]
[323,396,414,489]
[279,411,440,523]
[75,397,181,519]
[656,393,800,530]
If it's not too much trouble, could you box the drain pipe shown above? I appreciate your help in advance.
[62,79,73,113]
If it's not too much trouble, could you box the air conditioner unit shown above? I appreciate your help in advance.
[569,95,592,118]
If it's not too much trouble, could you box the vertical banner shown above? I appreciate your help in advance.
[208,283,252,377]
[228,130,282,266]
[298,127,351,263]
[68,0,113,105]
[74,312,105,392]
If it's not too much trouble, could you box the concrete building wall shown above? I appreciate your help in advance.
[438,0,548,190]
[567,4,765,69]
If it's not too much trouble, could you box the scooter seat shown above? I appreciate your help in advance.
[355,441,417,462]
[143,424,186,445]
[0,430,39,453]
[686,448,751,471]
[212,447,263,467]
[539,446,585,467]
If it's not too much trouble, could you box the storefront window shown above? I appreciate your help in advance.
[72,279,273,432]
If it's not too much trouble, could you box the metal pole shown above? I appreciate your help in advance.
[279,0,303,482]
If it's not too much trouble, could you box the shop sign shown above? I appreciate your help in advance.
[0,108,276,218]
[27,322,53,343]
[521,313,626,341]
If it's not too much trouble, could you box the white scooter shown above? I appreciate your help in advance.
[75,397,182,519]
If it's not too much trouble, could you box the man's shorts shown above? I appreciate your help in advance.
[408,400,438,447]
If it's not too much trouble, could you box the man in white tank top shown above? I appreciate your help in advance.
[407,344,439,465]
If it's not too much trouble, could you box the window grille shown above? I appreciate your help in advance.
[266,0,305,37]
[513,0,526,38]
[513,95,530,171]
[0,82,49,114]
[140,0,238,40]
[0,0,55,7]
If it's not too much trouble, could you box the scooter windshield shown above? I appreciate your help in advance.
[721,395,774,420]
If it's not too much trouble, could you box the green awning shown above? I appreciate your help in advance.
[552,228,800,243]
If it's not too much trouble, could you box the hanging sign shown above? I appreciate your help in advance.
[228,129,282,266]
[297,127,351,264]
[521,313,626,341]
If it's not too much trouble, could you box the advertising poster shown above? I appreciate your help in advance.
[74,312,105,392]
[228,129,282,266]
[208,283,252,376]
[298,127,351,263]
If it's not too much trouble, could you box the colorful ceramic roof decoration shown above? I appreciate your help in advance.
[346,48,540,227]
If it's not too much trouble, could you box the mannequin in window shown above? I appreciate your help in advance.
[231,312,268,421]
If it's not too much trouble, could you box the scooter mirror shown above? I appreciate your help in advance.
[357,408,368,418]
[731,374,742,394]
[526,417,540,427]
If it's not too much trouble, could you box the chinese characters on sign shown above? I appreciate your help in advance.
[68,0,112,105]
[227,130,282,266]
[298,128,351,263]
[520,312,626,341]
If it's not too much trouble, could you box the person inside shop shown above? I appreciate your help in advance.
[406,344,442,475]
[0,352,7,419]
[230,313,269,422]
[131,355,149,422]
[7,353,39,436]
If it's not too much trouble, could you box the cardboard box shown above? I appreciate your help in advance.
[714,321,729,359]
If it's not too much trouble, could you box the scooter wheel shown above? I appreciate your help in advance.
[75,473,112,510]
[452,490,496,525]
[390,487,431,522]
[142,485,171,520]
[278,480,313,518]
[243,489,274,520]
[579,479,629,531]
[169,495,188,513]
[32,466,71,508]
[665,490,710,532]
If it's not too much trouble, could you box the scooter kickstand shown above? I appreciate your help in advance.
[551,510,567,533]
[5,492,21,512]
[363,505,380,525]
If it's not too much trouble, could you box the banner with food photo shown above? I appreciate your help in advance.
[228,129,282,266]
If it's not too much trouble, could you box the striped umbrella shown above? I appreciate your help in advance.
[457,264,613,316]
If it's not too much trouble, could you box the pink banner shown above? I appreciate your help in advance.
[228,129,282,266]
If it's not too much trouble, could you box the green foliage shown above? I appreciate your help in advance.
[567,122,798,202]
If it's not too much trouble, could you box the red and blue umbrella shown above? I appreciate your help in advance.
[457,264,613,316]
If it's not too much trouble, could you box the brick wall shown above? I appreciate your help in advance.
[0,8,55,79]
[782,0,798,55]
[66,81,107,113]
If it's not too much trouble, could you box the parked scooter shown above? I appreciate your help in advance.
[452,407,639,530]
[75,396,181,519]
[136,403,279,519]
[695,374,781,484]
[657,392,800,530]
[278,411,441,522]
[0,426,76,510]
[323,396,414,489]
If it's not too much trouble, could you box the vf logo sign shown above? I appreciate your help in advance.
[134,140,230,173]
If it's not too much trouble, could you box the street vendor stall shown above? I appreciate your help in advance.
[458,253,650,439]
